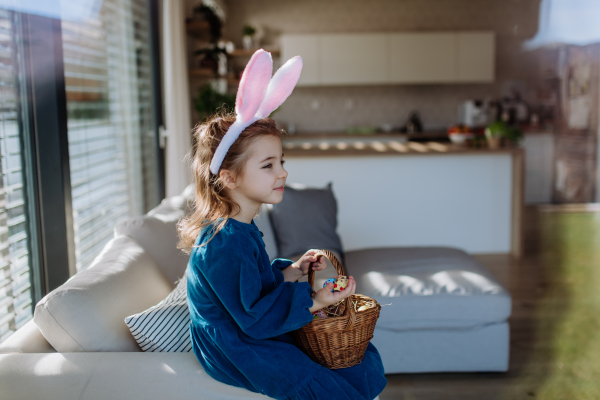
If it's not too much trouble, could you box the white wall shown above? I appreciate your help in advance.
[284,154,513,254]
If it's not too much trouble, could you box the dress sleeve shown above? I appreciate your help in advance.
[271,258,294,271]
[200,237,315,340]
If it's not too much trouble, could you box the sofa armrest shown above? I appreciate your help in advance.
[0,320,55,354]
[0,352,270,400]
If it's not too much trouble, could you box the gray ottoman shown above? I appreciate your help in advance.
[344,247,511,373]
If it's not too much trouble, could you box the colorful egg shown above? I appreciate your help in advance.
[323,278,336,290]
[323,277,349,292]
[332,276,349,292]
[312,310,328,319]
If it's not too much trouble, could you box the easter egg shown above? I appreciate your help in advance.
[323,278,336,290]
[312,310,328,319]
[332,276,349,292]
[357,305,369,312]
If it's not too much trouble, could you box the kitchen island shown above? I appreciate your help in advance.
[281,134,524,259]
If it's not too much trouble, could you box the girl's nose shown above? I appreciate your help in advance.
[279,165,288,179]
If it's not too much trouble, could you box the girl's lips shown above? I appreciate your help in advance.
[274,186,284,192]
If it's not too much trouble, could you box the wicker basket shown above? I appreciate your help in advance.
[291,250,381,369]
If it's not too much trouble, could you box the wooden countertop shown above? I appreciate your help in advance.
[282,135,524,157]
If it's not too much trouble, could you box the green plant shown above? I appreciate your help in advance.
[194,43,228,71]
[193,83,235,121]
[193,4,222,43]
[484,120,523,145]
[242,24,256,37]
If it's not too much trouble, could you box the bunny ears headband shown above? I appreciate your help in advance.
[210,49,303,175]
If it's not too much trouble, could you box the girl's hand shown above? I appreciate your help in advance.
[309,276,356,313]
[294,249,327,276]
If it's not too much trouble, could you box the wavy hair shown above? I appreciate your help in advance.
[177,110,284,254]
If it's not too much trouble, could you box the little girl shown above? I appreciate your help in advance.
[177,50,386,400]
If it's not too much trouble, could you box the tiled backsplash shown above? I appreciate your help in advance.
[221,0,540,133]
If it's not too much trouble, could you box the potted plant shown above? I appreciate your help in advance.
[484,121,524,149]
[193,83,235,122]
[194,43,228,73]
[242,24,256,50]
[192,4,223,44]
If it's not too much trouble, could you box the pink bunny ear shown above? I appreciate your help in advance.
[255,56,303,119]
[235,49,273,123]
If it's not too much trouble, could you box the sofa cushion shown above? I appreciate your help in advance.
[125,274,192,352]
[270,183,343,259]
[345,247,512,330]
[115,208,189,285]
[253,204,278,261]
[34,235,174,352]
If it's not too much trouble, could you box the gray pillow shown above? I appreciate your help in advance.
[253,204,279,261]
[270,183,344,259]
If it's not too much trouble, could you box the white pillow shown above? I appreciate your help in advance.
[34,236,174,352]
[114,212,189,286]
[125,274,192,352]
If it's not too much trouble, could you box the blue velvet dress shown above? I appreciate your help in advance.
[187,217,387,400]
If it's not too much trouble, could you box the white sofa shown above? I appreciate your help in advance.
[0,184,511,399]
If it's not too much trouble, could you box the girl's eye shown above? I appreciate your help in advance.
[263,163,272,169]
[281,159,286,165]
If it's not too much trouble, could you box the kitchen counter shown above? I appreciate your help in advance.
[281,135,525,260]
[282,134,523,157]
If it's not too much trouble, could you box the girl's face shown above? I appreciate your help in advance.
[229,135,288,207]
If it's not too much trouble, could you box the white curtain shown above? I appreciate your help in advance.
[162,0,192,197]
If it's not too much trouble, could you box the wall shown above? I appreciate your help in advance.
[221,0,542,133]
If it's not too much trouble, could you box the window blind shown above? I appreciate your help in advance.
[0,9,33,344]
[62,0,158,272]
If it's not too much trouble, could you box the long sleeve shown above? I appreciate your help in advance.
[198,235,314,340]
[272,258,293,271]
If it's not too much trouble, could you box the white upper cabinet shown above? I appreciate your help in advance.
[390,33,457,83]
[320,34,388,85]
[281,34,321,85]
[281,31,494,86]
[457,32,495,82]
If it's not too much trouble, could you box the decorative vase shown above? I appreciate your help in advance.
[487,137,501,149]
[243,35,253,50]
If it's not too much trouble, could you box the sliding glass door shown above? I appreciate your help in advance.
[62,0,159,271]
[0,0,162,344]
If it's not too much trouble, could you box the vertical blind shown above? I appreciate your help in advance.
[0,9,33,343]
[62,0,158,272]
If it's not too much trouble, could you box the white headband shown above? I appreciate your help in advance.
[209,49,303,175]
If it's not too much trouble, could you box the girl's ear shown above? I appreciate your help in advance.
[218,169,236,191]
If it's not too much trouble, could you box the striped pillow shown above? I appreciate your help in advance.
[124,274,192,352]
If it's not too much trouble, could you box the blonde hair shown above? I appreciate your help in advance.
[177,110,284,254]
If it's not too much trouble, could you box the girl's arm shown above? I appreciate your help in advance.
[272,258,303,282]
[198,239,315,340]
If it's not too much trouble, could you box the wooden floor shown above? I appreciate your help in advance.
[379,206,600,400]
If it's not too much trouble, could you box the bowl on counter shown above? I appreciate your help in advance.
[448,132,475,145]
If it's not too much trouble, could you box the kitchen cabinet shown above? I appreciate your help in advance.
[390,33,456,83]
[281,31,495,86]
[281,34,321,85]
[321,34,388,85]
[457,32,495,82]
[522,132,555,204]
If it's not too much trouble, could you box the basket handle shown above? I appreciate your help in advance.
[308,250,356,332]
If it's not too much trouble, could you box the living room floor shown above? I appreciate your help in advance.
[379,206,600,400]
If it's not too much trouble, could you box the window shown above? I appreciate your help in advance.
[0,9,33,343]
[63,0,159,271]
[0,0,162,344]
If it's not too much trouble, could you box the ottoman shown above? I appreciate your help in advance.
[344,247,512,373]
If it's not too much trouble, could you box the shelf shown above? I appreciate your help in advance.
[227,48,280,57]
[186,20,210,38]
[189,68,214,78]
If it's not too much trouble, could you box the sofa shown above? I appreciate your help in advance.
[0,183,511,399]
